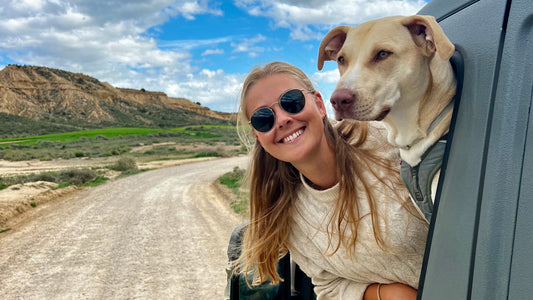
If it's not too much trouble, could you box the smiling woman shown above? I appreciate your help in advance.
[232,61,428,300]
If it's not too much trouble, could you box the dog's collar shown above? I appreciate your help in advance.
[402,99,455,150]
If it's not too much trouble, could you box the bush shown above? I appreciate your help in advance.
[60,169,97,185]
[0,168,97,189]
[193,151,219,158]
[110,157,138,172]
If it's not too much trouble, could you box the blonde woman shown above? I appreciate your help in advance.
[237,61,428,300]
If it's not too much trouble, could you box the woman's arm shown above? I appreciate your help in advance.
[312,274,370,299]
[364,283,417,300]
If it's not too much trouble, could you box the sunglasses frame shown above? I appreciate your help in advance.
[248,88,310,133]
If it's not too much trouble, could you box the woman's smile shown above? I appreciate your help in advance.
[279,127,305,143]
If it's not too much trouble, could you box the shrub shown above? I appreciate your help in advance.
[60,169,97,185]
[40,154,53,161]
[193,151,219,158]
[0,168,97,189]
[34,173,58,182]
[110,157,138,172]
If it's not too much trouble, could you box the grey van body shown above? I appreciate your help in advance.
[417,0,532,299]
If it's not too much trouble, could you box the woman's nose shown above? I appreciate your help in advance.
[273,106,292,129]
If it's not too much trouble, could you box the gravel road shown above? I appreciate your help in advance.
[0,156,249,299]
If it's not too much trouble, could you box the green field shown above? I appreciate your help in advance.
[0,125,245,162]
[0,125,235,146]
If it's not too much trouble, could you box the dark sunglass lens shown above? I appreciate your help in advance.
[250,108,275,132]
[280,89,305,114]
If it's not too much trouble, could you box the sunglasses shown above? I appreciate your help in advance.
[249,89,307,133]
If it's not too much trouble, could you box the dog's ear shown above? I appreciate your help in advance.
[401,15,454,60]
[318,26,351,70]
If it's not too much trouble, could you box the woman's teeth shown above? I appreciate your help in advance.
[282,128,304,143]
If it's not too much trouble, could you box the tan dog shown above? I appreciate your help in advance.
[318,15,456,219]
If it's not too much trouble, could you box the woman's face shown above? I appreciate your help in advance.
[246,73,328,165]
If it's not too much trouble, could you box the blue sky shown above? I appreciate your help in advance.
[0,0,428,114]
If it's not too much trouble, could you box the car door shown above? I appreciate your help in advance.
[417,0,533,299]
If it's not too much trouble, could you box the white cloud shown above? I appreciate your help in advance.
[231,34,266,57]
[11,0,47,12]
[165,69,245,112]
[309,69,342,116]
[311,69,340,84]
[165,0,223,20]
[202,48,224,56]
[235,0,426,40]
[158,36,234,50]
[289,26,324,41]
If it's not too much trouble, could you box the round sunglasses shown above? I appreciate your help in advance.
[249,89,307,133]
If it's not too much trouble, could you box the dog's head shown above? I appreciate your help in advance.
[318,15,455,122]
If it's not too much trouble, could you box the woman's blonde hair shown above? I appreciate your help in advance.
[236,61,409,285]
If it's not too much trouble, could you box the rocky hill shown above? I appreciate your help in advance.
[0,65,235,138]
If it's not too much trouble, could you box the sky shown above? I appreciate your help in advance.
[0,0,428,114]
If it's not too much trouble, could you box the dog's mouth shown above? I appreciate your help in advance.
[375,109,391,121]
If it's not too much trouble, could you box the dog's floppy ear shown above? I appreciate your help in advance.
[317,26,351,70]
[401,15,454,60]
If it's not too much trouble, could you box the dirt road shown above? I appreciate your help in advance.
[0,156,249,299]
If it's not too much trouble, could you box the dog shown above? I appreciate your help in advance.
[317,15,457,221]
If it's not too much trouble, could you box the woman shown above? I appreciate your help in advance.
[236,61,428,300]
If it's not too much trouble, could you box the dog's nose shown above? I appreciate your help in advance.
[330,88,356,112]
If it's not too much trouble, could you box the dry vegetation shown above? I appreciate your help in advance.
[0,126,248,231]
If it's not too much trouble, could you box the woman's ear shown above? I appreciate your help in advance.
[253,131,263,145]
[313,92,327,117]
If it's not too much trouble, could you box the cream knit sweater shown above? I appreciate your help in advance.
[287,134,428,300]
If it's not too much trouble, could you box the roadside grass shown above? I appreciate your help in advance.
[0,125,234,146]
[0,125,235,148]
[0,125,245,161]
[218,166,248,214]
[82,176,109,187]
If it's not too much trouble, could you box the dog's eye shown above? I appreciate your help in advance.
[375,50,391,61]
[337,56,345,65]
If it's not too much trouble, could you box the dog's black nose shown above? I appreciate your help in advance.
[330,88,356,112]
